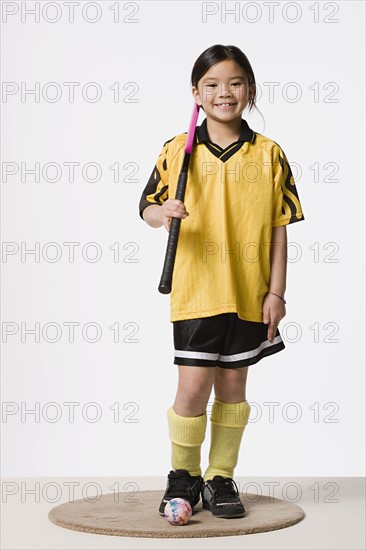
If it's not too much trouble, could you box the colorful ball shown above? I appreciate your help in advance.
[164,498,192,526]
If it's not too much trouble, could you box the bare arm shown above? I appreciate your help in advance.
[142,205,164,228]
[269,225,287,296]
[263,225,287,342]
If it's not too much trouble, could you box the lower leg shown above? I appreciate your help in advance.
[204,367,251,481]
[168,365,215,476]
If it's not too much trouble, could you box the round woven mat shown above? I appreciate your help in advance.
[48,490,305,539]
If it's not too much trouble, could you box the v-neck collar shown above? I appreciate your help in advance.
[195,117,256,162]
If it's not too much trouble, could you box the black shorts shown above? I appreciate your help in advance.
[173,313,285,368]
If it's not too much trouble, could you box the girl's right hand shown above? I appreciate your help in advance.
[159,199,189,232]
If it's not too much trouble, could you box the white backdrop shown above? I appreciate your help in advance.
[1,1,365,478]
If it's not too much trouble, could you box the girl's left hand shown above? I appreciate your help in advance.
[262,293,286,343]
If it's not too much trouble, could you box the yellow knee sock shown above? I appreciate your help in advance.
[203,397,251,481]
[167,406,207,477]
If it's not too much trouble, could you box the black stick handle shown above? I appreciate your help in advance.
[158,163,190,294]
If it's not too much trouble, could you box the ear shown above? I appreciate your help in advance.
[192,86,202,106]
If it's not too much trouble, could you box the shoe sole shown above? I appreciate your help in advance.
[202,500,245,518]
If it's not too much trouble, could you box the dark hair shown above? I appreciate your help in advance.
[191,44,257,113]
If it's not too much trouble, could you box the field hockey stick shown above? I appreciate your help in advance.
[158,102,200,294]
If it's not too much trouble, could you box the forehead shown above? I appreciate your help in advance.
[201,59,246,82]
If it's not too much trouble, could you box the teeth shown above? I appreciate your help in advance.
[218,103,233,106]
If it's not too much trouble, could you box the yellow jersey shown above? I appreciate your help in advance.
[139,117,305,323]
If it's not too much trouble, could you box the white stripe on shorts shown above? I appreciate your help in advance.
[174,335,283,363]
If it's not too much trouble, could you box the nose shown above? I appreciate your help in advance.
[218,82,232,97]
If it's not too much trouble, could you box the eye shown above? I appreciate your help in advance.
[206,84,217,88]
[231,82,241,86]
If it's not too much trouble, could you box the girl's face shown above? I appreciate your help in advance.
[192,59,251,122]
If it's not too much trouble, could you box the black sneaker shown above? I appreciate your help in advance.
[158,469,204,515]
[201,475,245,518]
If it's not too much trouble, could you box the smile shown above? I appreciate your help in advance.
[215,103,237,108]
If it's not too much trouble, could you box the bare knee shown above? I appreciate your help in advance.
[173,365,215,416]
[214,366,249,402]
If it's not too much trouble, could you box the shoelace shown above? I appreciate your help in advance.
[165,471,196,498]
[209,476,240,503]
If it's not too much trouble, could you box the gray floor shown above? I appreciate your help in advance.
[1,477,365,549]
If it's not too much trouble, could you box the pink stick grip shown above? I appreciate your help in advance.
[185,103,200,154]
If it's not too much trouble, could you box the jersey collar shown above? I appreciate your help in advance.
[195,117,255,145]
[194,117,256,162]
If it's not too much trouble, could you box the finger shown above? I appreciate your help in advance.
[179,206,189,216]
[269,318,278,341]
[171,200,188,213]
[270,322,279,341]
[175,200,188,210]
[168,209,188,219]
[175,201,189,216]
[265,310,272,340]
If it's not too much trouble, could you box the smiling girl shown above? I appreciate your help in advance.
[139,44,305,519]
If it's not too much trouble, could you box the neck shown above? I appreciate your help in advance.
[206,116,242,142]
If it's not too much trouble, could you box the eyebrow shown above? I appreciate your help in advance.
[202,75,245,82]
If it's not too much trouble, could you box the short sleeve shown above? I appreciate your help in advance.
[138,141,170,220]
[272,145,305,227]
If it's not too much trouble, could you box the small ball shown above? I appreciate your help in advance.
[164,498,192,526]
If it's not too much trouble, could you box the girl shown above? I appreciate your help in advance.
[139,44,305,519]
